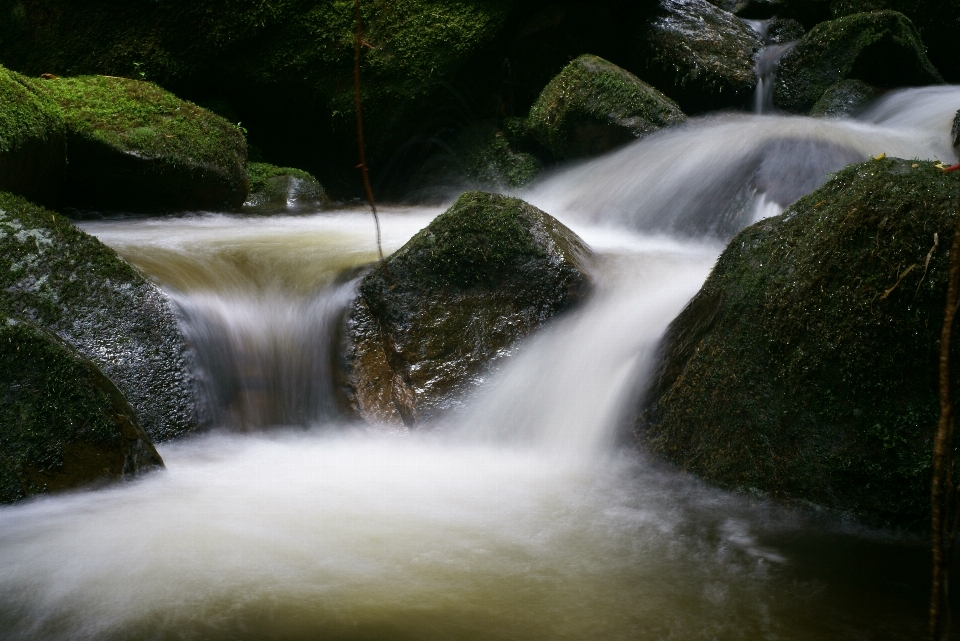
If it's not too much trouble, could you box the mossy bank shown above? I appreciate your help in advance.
[639,158,959,528]
[0,192,199,441]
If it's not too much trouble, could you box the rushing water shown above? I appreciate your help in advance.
[2,87,959,640]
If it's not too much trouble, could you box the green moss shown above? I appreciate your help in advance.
[245,161,329,210]
[0,317,163,504]
[0,192,198,440]
[774,11,942,113]
[463,131,542,189]
[528,54,685,160]
[347,191,592,424]
[642,158,959,528]
[37,75,245,178]
[809,79,882,117]
[0,65,62,153]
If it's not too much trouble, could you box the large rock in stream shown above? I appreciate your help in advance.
[528,54,686,160]
[36,75,248,212]
[342,191,593,426]
[0,317,163,504]
[639,158,959,528]
[774,11,942,113]
[0,64,65,205]
[0,192,199,441]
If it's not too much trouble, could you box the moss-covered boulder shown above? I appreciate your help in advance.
[774,11,942,113]
[0,192,198,441]
[809,79,882,117]
[342,191,593,426]
[0,317,163,504]
[463,124,543,189]
[36,75,247,212]
[641,0,763,112]
[639,158,958,528]
[528,54,685,160]
[0,65,65,205]
[244,162,330,212]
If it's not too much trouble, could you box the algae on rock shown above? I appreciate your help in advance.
[774,11,942,113]
[245,162,330,212]
[528,54,686,160]
[0,65,65,206]
[641,0,763,112]
[0,192,199,441]
[36,75,248,211]
[639,157,959,528]
[0,317,163,504]
[342,191,593,426]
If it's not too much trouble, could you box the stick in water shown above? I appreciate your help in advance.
[353,0,383,261]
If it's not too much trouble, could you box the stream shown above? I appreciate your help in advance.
[1,87,959,640]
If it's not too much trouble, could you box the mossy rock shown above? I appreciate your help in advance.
[342,191,593,426]
[0,65,65,205]
[464,132,543,190]
[244,162,330,212]
[639,157,959,529]
[774,11,942,113]
[809,79,882,117]
[0,192,198,441]
[528,54,685,160]
[0,317,163,504]
[767,18,805,44]
[642,0,763,113]
[36,75,247,212]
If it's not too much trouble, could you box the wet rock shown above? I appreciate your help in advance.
[462,121,543,189]
[952,110,960,157]
[0,317,163,504]
[809,79,882,117]
[774,11,942,113]
[639,157,959,529]
[342,191,592,426]
[528,54,685,160]
[0,192,199,441]
[767,18,805,44]
[36,75,247,212]
[641,0,763,112]
[244,162,330,212]
[0,65,66,206]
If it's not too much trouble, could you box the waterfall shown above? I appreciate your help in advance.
[744,19,796,114]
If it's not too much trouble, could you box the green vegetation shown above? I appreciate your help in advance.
[0,317,163,504]
[0,64,65,204]
[641,158,959,528]
[345,192,592,425]
[36,75,247,210]
[528,54,685,160]
[463,127,543,189]
[0,192,198,441]
[775,11,942,113]
[245,162,330,211]
[809,79,882,117]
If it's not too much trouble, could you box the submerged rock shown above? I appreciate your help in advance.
[244,162,330,212]
[639,157,959,528]
[342,191,593,426]
[0,317,163,504]
[528,54,685,160]
[774,11,942,113]
[642,0,763,112]
[36,75,247,212]
[809,79,882,117]
[0,192,199,441]
[0,65,65,205]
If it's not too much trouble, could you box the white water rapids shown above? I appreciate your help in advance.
[1,87,958,640]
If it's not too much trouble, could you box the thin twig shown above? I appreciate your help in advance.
[354,0,384,262]
[931,177,960,641]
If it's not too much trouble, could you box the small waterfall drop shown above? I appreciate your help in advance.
[745,18,796,114]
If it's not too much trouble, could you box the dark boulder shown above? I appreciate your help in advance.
[0,317,163,504]
[952,110,959,157]
[767,18,805,44]
[342,191,593,426]
[528,54,685,160]
[36,75,247,212]
[809,79,882,117]
[642,0,763,112]
[0,192,199,441]
[0,65,65,206]
[639,157,958,528]
[774,11,942,113]
[244,162,330,213]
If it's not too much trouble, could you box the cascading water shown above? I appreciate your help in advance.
[1,87,958,641]
[745,18,797,114]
